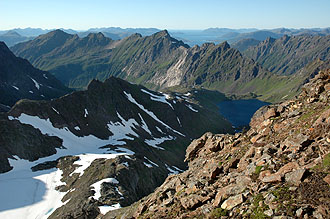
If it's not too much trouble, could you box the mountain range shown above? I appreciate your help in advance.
[1,27,330,48]
[10,29,330,102]
[0,25,330,218]
[0,41,71,111]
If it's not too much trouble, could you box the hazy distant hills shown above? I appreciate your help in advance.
[1,27,329,48]
[0,31,34,47]
[0,41,71,110]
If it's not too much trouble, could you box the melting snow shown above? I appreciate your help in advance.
[144,136,175,150]
[107,112,139,143]
[144,156,159,167]
[143,162,153,168]
[138,113,152,136]
[91,178,119,200]
[177,117,182,126]
[2,113,137,218]
[99,203,121,215]
[141,89,174,110]
[122,162,129,167]
[29,77,40,90]
[186,104,198,112]
[52,107,59,114]
[12,86,19,90]
[124,91,184,137]
[165,164,180,175]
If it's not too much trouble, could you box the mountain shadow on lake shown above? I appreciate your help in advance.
[217,99,269,131]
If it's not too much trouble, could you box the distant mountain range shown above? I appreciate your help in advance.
[0,41,71,111]
[12,29,330,102]
[243,35,330,75]
[1,27,329,47]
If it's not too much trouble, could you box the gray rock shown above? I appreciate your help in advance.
[285,169,306,186]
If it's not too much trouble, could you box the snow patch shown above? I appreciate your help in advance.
[74,126,80,131]
[29,77,40,90]
[177,117,182,127]
[141,89,174,110]
[124,91,184,137]
[43,74,48,79]
[165,164,180,175]
[84,109,88,117]
[91,178,119,200]
[144,136,175,150]
[107,112,139,143]
[156,126,165,134]
[99,203,121,215]
[29,90,33,94]
[138,113,152,136]
[52,107,59,114]
[143,162,153,168]
[144,156,159,167]
[186,104,198,112]
[12,85,19,90]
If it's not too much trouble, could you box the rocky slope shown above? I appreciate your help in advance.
[0,41,71,110]
[109,69,330,219]
[244,35,330,76]
[0,76,233,218]
[231,38,261,52]
[11,30,295,102]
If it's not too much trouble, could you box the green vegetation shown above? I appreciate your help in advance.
[210,208,228,218]
[255,166,263,175]
[250,194,270,219]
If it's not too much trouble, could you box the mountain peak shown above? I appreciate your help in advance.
[153,29,170,38]
[218,41,231,50]
[2,30,21,37]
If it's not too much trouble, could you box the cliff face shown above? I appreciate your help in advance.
[108,70,330,219]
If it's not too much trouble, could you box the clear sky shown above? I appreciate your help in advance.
[1,0,329,30]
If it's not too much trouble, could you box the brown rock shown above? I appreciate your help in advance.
[210,166,223,179]
[180,195,202,210]
[262,174,282,183]
[313,108,330,128]
[277,162,299,176]
[259,170,272,181]
[323,175,330,185]
[220,194,244,210]
[264,108,277,119]
[185,134,208,162]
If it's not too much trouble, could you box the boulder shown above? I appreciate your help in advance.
[285,169,306,186]
[220,194,244,210]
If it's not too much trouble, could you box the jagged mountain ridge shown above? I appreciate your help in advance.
[11,30,285,100]
[0,76,233,218]
[244,35,330,75]
[0,41,71,110]
[111,69,330,219]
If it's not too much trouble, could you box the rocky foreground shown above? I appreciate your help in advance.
[106,70,330,218]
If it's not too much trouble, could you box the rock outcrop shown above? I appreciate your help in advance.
[110,69,330,219]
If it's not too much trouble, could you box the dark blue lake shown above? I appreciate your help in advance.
[217,99,269,129]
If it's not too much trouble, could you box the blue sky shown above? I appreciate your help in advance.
[1,0,329,30]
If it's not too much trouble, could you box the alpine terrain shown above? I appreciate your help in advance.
[0,76,233,218]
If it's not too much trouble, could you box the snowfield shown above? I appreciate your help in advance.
[0,113,136,218]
